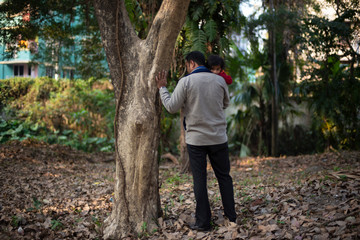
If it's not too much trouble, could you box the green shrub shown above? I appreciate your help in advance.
[1,77,115,152]
[0,77,34,105]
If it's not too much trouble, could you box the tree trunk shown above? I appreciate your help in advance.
[269,0,278,157]
[93,0,190,238]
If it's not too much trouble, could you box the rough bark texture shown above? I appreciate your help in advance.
[93,0,190,238]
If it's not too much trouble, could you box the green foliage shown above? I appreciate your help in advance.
[181,0,243,55]
[0,77,115,152]
[25,197,43,212]
[225,1,358,156]
[296,1,360,150]
[203,19,217,42]
[92,215,102,228]
[165,172,189,186]
[0,78,34,105]
[11,216,19,227]
[226,39,274,156]
[124,0,158,39]
[297,58,360,150]
[0,119,45,143]
[51,219,63,230]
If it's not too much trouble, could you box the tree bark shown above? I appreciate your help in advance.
[93,0,190,238]
[269,0,278,157]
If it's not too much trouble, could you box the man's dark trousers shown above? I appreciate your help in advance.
[187,142,237,228]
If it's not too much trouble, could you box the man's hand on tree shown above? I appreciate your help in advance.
[155,70,168,89]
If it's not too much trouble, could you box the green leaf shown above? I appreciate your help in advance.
[13,124,23,135]
[86,137,98,144]
[204,19,217,42]
[100,146,112,152]
[58,136,67,141]
[30,123,39,131]
[192,29,207,53]
[3,129,14,136]
[204,0,217,15]
[62,129,73,135]
[191,6,204,21]
[0,120,7,128]
[96,137,106,144]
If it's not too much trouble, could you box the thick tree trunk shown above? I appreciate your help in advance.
[93,0,190,238]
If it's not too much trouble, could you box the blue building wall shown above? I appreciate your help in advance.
[0,40,84,80]
[0,2,109,80]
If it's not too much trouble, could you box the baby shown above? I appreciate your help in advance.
[207,55,232,85]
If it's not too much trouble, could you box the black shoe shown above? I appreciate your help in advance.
[189,223,211,232]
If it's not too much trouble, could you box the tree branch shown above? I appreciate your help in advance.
[147,0,190,70]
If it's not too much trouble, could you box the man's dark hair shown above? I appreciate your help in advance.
[207,55,225,69]
[185,51,206,66]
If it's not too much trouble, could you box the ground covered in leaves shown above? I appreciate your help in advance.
[0,140,359,240]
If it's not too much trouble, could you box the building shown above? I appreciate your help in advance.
[0,0,108,80]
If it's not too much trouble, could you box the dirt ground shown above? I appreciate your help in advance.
[0,139,359,239]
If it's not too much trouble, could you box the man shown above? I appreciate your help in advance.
[155,51,237,231]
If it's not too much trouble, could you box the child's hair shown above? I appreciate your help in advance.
[207,55,225,69]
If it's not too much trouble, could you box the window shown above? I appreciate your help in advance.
[14,65,24,76]
[28,66,32,76]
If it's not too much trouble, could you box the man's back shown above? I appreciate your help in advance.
[160,71,230,146]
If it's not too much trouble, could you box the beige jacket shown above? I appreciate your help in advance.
[159,71,229,146]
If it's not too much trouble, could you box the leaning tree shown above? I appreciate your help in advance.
[93,0,190,238]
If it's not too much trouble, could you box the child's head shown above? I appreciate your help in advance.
[207,55,225,74]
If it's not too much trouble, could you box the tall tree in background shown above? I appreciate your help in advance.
[241,0,307,156]
[263,0,308,156]
[93,0,190,238]
[268,0,279,156]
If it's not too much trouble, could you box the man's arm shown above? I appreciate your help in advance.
[156,71,186,114]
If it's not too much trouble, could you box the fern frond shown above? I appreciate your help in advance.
[204,19,217,42]
[204,0,217,15]
[191,6,204,21]
[191,29,207,53]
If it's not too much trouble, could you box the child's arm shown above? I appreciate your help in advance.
[219,70,233,85]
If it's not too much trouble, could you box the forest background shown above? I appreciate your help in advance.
[0,0,359,158]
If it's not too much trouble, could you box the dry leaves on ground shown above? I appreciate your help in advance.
[0,140,359,239]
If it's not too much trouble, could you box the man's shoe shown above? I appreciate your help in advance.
[189,223,211,232]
